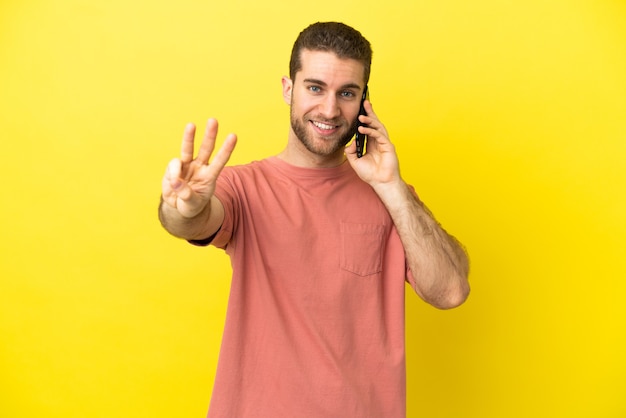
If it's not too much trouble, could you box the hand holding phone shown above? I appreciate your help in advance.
[355,85,369,158]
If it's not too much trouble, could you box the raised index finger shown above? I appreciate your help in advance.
[180,123,197,164]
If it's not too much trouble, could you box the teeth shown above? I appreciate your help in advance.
[313,121,336,130]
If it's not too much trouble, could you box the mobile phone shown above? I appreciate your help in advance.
[355,85,369,158]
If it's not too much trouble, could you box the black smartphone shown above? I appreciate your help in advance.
[355,85,369,158]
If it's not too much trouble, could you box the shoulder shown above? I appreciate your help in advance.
[219,158,274,182]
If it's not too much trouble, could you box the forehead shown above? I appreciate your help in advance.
[296,49,366,88]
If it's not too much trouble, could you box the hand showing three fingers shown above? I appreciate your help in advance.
[161,118,237,218]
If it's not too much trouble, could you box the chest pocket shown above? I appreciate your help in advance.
[340,222,386,276]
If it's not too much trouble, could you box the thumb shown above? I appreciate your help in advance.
[166,158,185,190]
[166,160,197,202]
[164,158,195,203]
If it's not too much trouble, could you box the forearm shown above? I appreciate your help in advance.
[158,196,223,241]
[375,181,470,309]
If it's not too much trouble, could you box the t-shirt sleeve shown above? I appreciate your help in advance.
[208,170,237,249]
[187,230,220,247]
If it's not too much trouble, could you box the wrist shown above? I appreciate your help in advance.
[372,178,410,206]
[158,196,213,239]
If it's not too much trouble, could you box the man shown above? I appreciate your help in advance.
[159,22,469,418]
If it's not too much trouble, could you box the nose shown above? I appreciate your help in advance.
[318,94,341,119]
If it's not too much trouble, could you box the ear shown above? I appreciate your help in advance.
[281,76,293,105]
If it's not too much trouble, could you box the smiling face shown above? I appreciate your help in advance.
[282,49,366,166]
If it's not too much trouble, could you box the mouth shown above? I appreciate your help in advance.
[310,120,340,135]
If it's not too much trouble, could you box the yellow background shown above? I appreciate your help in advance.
[1,0,624,417]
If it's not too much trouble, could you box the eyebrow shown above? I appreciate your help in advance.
[302,78,362,91]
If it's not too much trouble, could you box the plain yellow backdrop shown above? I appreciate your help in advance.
[1,0,625,417]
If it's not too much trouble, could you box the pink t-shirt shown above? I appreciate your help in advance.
[207,157,414,417]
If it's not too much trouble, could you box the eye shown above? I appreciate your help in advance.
[308,85,322,93]
[340,90,356,99]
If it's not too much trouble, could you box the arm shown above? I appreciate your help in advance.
[372,180,470,309]
[159,118,237,241]
[345,101,470,309]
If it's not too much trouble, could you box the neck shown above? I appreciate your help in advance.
[277,133,347,168]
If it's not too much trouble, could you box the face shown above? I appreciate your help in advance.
[282,50,366,159]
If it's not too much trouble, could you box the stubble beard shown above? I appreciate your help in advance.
[290,107,358,157]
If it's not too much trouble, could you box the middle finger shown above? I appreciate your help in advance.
[196,118,219,165]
